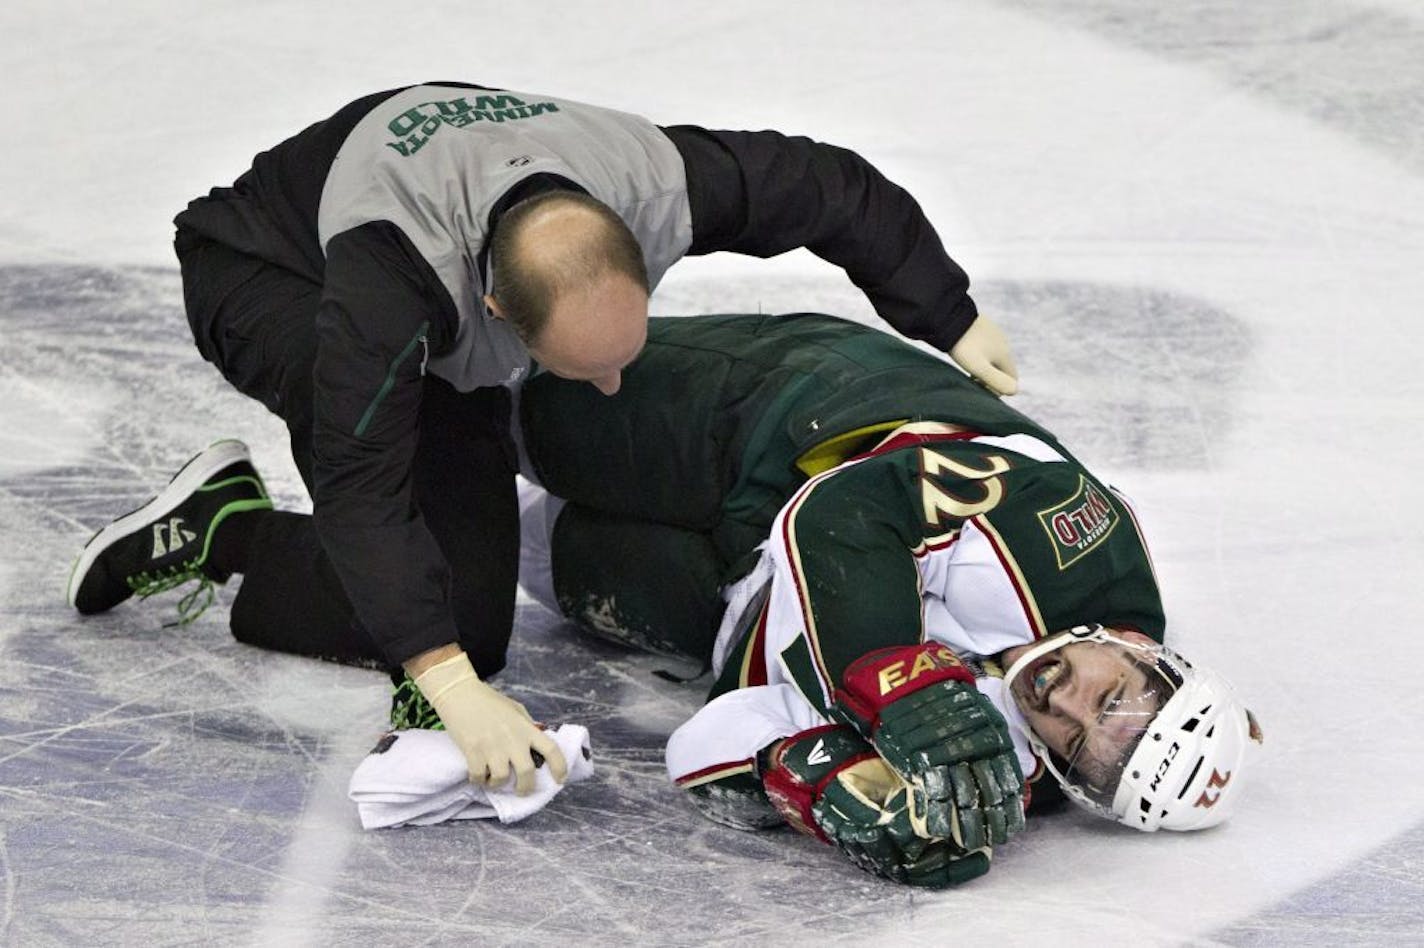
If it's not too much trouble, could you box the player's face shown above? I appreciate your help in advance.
[525,275,648,396]
[1004,631,1165,792]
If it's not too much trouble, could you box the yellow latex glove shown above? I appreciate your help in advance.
[414,651,568,795]
[949,315,1019,396]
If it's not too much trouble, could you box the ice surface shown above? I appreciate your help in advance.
[2,2,1422,945]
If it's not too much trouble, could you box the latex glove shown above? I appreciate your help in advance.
[414,651,567,795]
[949,315,1018,395]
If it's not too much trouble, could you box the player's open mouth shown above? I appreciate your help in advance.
[1029,657,1066,709]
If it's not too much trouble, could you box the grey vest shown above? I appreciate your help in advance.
[318,85,693,390]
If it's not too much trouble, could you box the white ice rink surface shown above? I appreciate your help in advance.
[2,2,1422,945]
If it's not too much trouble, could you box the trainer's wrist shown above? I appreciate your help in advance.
[403,642,464,679]
[413,651,482,705]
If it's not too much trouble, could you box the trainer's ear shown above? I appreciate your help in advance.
[484,294,505,320]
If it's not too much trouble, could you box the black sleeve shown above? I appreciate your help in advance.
[662,125,978,352]
[310,220,462,666]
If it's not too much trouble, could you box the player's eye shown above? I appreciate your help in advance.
[1054,660,1073,705]
[1096,680,1126,723]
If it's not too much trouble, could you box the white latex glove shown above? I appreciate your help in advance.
[414,651,568,795]
[949,315,1018,396]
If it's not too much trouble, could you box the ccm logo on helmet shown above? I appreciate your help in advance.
[1193,769,1233,809]
[1148,741,1180,793]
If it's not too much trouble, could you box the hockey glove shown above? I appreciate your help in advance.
[761,725,990,888]
[832,643,1025,849]
[413,651,567,795]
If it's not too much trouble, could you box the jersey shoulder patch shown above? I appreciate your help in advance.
[1034,473,1120,569]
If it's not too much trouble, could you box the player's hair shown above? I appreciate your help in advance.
[487,191,649,344]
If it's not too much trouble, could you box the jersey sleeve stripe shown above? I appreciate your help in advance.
[778,471,835,691]
[739,598,772,689]
[972,514,1048,638]
[1111,487,1160,589]
[674,759,756,788]
[911,529,960,557]
[860,421,979,459]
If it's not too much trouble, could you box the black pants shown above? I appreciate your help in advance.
[175,229,519,677]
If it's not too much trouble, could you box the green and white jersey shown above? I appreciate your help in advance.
[666,422,1163,790]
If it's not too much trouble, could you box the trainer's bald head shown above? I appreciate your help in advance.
[485,191,649,344]
[484,191,650,395]
[512,198,618,278]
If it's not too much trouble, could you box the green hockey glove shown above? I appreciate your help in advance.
[761,725,990,888]
[831,643,1026,849]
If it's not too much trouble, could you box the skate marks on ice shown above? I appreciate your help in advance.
[995,0,1424,178]
[0,265,308,535]
[1213,815,1424,947]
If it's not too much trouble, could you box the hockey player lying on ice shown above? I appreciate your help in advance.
[515,310,1263,888]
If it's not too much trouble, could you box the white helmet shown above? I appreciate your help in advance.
[1003,626,1262,832]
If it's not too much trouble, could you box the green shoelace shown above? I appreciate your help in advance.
[390,677,445,730]
[126,564,215,627]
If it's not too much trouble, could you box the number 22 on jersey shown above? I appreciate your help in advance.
[918,447,1011,530]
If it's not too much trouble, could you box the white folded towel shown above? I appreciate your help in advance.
[347,725,593,830]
